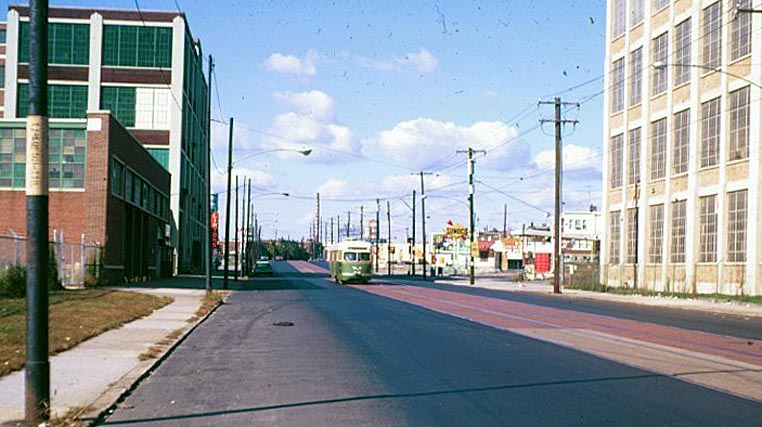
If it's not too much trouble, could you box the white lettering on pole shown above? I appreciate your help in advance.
[25,115,49,196]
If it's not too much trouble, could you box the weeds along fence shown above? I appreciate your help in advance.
[0,231,102,288]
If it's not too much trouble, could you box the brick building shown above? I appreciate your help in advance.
[0,112,171,283]
[2,5,210,274]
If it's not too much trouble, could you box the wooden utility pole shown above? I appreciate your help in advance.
[411,190,416,276]
[387,200,392,275]
[234,175,239,281]
[205,54,213,291]
[360,205,364,240]
[223,117,234,290]
[457,147,486,285]
[375,199,380,272]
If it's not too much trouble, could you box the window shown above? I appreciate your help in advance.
[627,128,641,185]
[674,19,692,86]
[727,190,747,262]
[631,0,644,26]
[652,0,669,11]
[101,86,136,127]
[125,170,134,202]
[103,25,173,68]
[703,2,722,69]
[699,195,717,262]
[111,159,124,197]
[0,66,4,86]
[0,29,6,44]
[19,23,89,65]
[135,88,171,130]
[650,118,666,180]
[610,134,624,189]
[626,208,638,264]
[629,48,643,106]
[648,204,664,263]
[344,252,358,261]
[49,129,87,189]
[147,147,170,170]
[731,0,751,60]
[609,211,621,264]
[612,0,626,38]
[0,128,26,188]
[611,58,625,113]
[671,200,686,263]
[673,109,689,174]
[651,32,668,96]
[17,84,88,119]
[728,86,750,161]
[700,97,721,168]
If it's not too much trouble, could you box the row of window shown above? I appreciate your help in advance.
[17,22,172,68]
[612,0,671,38]
[111,158,169,221]
[0,127,86,189]
[17,84,88,119]
[609,190,747,265]
[610,86,750,189]
[610,1,752,114]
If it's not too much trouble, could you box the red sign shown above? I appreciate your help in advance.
[211,212,219,248]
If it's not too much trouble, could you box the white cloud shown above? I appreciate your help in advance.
[273,90,336,122]
[263,49,319,78]
[344,48,439,74]
[267,112,354,163]
[532,144,601,175]
[211,164,276,195]
[362,118,531,172]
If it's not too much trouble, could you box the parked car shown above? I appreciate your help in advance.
[253,260,274,276]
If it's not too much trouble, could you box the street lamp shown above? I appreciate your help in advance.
[651,61,762,90]
[234,148,312,165]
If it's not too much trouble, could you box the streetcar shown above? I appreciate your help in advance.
[326,240,373,284]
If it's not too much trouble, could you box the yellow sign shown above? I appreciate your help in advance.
[446,223,468,239]
[470,245,479,257]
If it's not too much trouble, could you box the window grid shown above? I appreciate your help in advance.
[631,0,644,26]
[103,25,173,68]
[673,109,689,175]
[111,159,124,197]
[0,127,86,189]
[674,19,692,86]
[651,32,668,96]
[19,22,89,65]
[701,97,721,168]
[101,86,137,128]
[728,86,750,161]
[671,200,686,263]
[629,48,643,106]
[652,0,669,11]
[702,2,722,69]
[611,58,625,113]
[650,118,667,180]
[17,84,88,119]
[727,190,747,262]
[609,211,622,264]
[731,0,752,60]
[627,128,641,185]
[610,134,624,189]
[648,204,664,264]
[613,0,626,38]
[626,208,638,264]
[699,195,718,263]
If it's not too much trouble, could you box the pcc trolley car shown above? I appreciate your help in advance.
[326,240,373,284]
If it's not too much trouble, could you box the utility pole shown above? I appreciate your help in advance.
[245,178,251,275]
[412,190,416,276]
[387,200,392,275]
[540,97,579,294]
[26,1,50,423]
[223,117,234,290]
[503,204,508,237]
[330,217,334,244]
[315,193,320,259]
[254,213,259,261]
[375,199,380,272]
[360,205,364,240]
[346,211,351,238]
[412,172,433,279]
[234,176,239,281]
[337,214,341,243]
[457,147,486,286]
[205,54,213,292]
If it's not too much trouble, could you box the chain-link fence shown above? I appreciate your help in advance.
[563,261,601,290]
[0,233,102,288]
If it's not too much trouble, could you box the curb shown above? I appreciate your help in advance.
[83,294,227,426]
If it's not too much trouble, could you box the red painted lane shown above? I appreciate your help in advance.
[287,261,329,274]
[354,285,762,367]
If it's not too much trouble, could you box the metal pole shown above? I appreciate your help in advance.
[330,217,334,244]
[222,117,234,290]
[468,147,475,286]
[387,200,391,275]
[337,214,341,243]
[420,172,427,280]
[205,55,213,291]
[346,211,351,238]
[375,199,380,272]
[503,204,507,237]
[553,97,562,294]
[412,190,416,276]
[234,176,239,281]
[245,178,251,275]
[26,0,50,423]
[360,206,364,240]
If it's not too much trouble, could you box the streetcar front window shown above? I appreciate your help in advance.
[358,253,370,261]
[344,252,357,261]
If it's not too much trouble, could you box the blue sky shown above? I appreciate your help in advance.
[39,0,608,242]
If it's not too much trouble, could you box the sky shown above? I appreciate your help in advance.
[29,0,608,242]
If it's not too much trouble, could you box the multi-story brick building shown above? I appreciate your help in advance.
[0,22,6,117]
[0,112,172,283]
[602,0,761,295]
[1,5,209,274]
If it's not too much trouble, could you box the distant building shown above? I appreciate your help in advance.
[2,5,210,274]
[602,0,761,295]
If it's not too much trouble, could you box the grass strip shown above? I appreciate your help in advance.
[0,289,172,377]
[566,281,762,304]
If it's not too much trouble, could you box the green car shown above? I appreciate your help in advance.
[253,260,274,276]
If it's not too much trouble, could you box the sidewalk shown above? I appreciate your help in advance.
[383,273,762,319]
[0,287,207,426]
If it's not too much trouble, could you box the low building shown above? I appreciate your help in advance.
[0,112,172,284]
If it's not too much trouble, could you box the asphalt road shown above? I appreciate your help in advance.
[101,262,762,426]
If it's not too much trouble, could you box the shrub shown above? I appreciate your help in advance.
[0,265,27,298]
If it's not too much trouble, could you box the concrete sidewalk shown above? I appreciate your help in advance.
[0,287,206,426]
